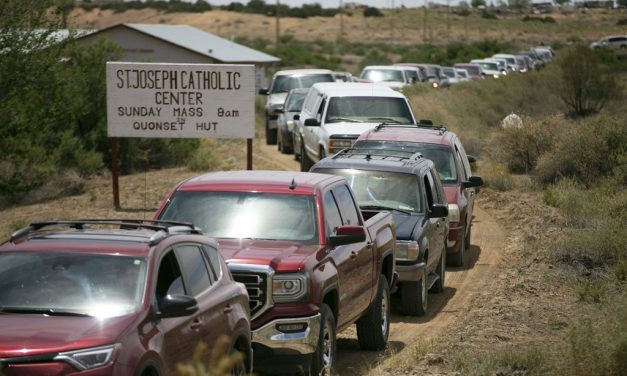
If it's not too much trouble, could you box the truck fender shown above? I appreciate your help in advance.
[419,237,429,261]
[311,258,339,309]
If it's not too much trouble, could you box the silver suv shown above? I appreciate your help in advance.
[258,69,334,145]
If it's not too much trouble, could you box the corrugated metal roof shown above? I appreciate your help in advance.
[123,23,279,63]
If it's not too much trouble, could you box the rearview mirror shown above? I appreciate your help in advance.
[329,225,366,247]
[430,204,449,218]
[463,176,484,188]
[304,118,320,127]
[258,88,269,95]
[467,154,477,163]
[157,294,198,319]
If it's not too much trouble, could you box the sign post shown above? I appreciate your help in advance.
[106,62,256,209]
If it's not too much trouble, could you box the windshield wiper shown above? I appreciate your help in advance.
[368,117,402,123]
[360,205,413,215]
[0,307,91,317]
[327,117,362,123]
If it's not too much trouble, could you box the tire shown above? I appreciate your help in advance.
[277,129,283,152]
[230,346,248,376]
[447,230,466,267]
[401,269,427,316]
[319,147,326,160]
[430,249,445,293]
[310,304,336,376]
[300,140,314,172]
[356,276,390,350]
[293,137,300,161]
[265,116,277,145]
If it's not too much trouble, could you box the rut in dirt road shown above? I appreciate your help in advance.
[335,205,506,375]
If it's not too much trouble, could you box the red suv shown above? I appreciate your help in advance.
[0,220,251,376]
[354,123,483,267]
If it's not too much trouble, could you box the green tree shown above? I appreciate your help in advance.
[557,45,620,117]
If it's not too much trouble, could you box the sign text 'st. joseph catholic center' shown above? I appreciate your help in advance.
[106,62,255,139]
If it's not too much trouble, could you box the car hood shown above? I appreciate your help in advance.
[218,238,321,273]
[373,81,405,89]
[323,122,381,136]
[0,314,136,357]
[392,213,422,240]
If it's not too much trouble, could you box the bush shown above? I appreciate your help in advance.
[188,146,216,172]
[483,164,514,191]
[534,114,627,185]
[490,115,558,174]
[364,7,383,17]
[556,44,621,117]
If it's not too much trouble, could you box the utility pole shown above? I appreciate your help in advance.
[340,0,344,40]
[275,0,280,49]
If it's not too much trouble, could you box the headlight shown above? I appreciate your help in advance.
[273,274,308,302]
[54,344,120,371]
[493,74,499,79]
[396,241,419,261]
[328,139,353,153]
[432,82,439,88]
[448,203,460,223]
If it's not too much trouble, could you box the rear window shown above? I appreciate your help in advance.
[325,97,413,124]
[353,140,459,184]
[361,69,405,83]
[270,74,334,94]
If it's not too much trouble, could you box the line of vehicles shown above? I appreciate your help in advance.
[0,58,497,375]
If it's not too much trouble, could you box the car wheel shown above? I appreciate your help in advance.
[447,231,465,267]
[310,303,336,376]
[230,346,248,376]
[277,130,283,152]
[319,147,326,160]
[265,116,277,145]
[401,269,427,316]
[300,141,314,172]
[356,275,390,350]
[429,248,446,293]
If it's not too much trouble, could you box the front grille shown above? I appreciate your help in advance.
[231,270,270,318]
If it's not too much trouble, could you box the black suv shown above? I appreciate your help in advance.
[311,149,448,316]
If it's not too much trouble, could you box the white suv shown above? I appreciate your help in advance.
[295,82,416,171]
[259,69,335,145]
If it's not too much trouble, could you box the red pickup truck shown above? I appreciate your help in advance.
[154,170,396,375]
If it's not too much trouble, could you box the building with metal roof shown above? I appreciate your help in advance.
[75,23,280,89]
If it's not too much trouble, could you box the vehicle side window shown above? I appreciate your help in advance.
[424,175,435,209]
[302,89,318,115]
[156,250,186,303]
[316,99,326,122]
[202,245,222,283]
[429,168,447,205]
[455,139,473,180]
[333,184,361,226]
[174,244,212,296]
[323,190,343,235]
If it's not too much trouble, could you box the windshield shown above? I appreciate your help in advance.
[325,97,413,124]
[404,69,420,82]
[477,61,499,71]
[0,252,146,318]
[442,68,455,78]
[361,69,405,83]
[459,65,480,75]
[270,74,334,94]
[285,91,308,112]
[316,169,421,213]
[353,140,459,184]
[160,192,318,244]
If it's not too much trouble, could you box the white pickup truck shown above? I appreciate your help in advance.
[295,82,417,171]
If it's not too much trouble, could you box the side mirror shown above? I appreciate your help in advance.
[304,118,320,127]
[329,225,366,247]
[157,294,198,319]
[430,203,449,218]
[293,114,300,120]
[275,107,284,114]
[467,154,477,163]
[258,88,269,95]
[463,176,484,188]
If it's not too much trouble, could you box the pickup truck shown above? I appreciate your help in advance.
[311,148,449,316]
[295,82,416,172]
[154,170,396,375]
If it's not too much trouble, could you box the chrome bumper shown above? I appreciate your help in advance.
[396,261,426,282]
[252,314,321,355]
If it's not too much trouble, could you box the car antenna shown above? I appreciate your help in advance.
[289,178,297,190]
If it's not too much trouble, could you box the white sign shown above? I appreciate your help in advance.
[106,62,255,138]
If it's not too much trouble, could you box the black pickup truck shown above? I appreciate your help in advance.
[311,148,449,316]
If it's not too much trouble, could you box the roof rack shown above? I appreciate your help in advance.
[373,120,447,134]
[333,148,423,163]
[9,219,203,245]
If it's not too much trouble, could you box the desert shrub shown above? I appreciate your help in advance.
[176,337,246,376]
[188,147,215,172]
[483,164,514,191]
[490,115,558,173]
[561,300,627,376]
[364,7,383,17]
[556,44,620,116]
[574,279,607,303]
[452,347,552,375]
[535,114,626,185]
[617,18,627,26]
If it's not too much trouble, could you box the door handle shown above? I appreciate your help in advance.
[190,318,203,331]
[350,251,358,259]
[223,304,234,314]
